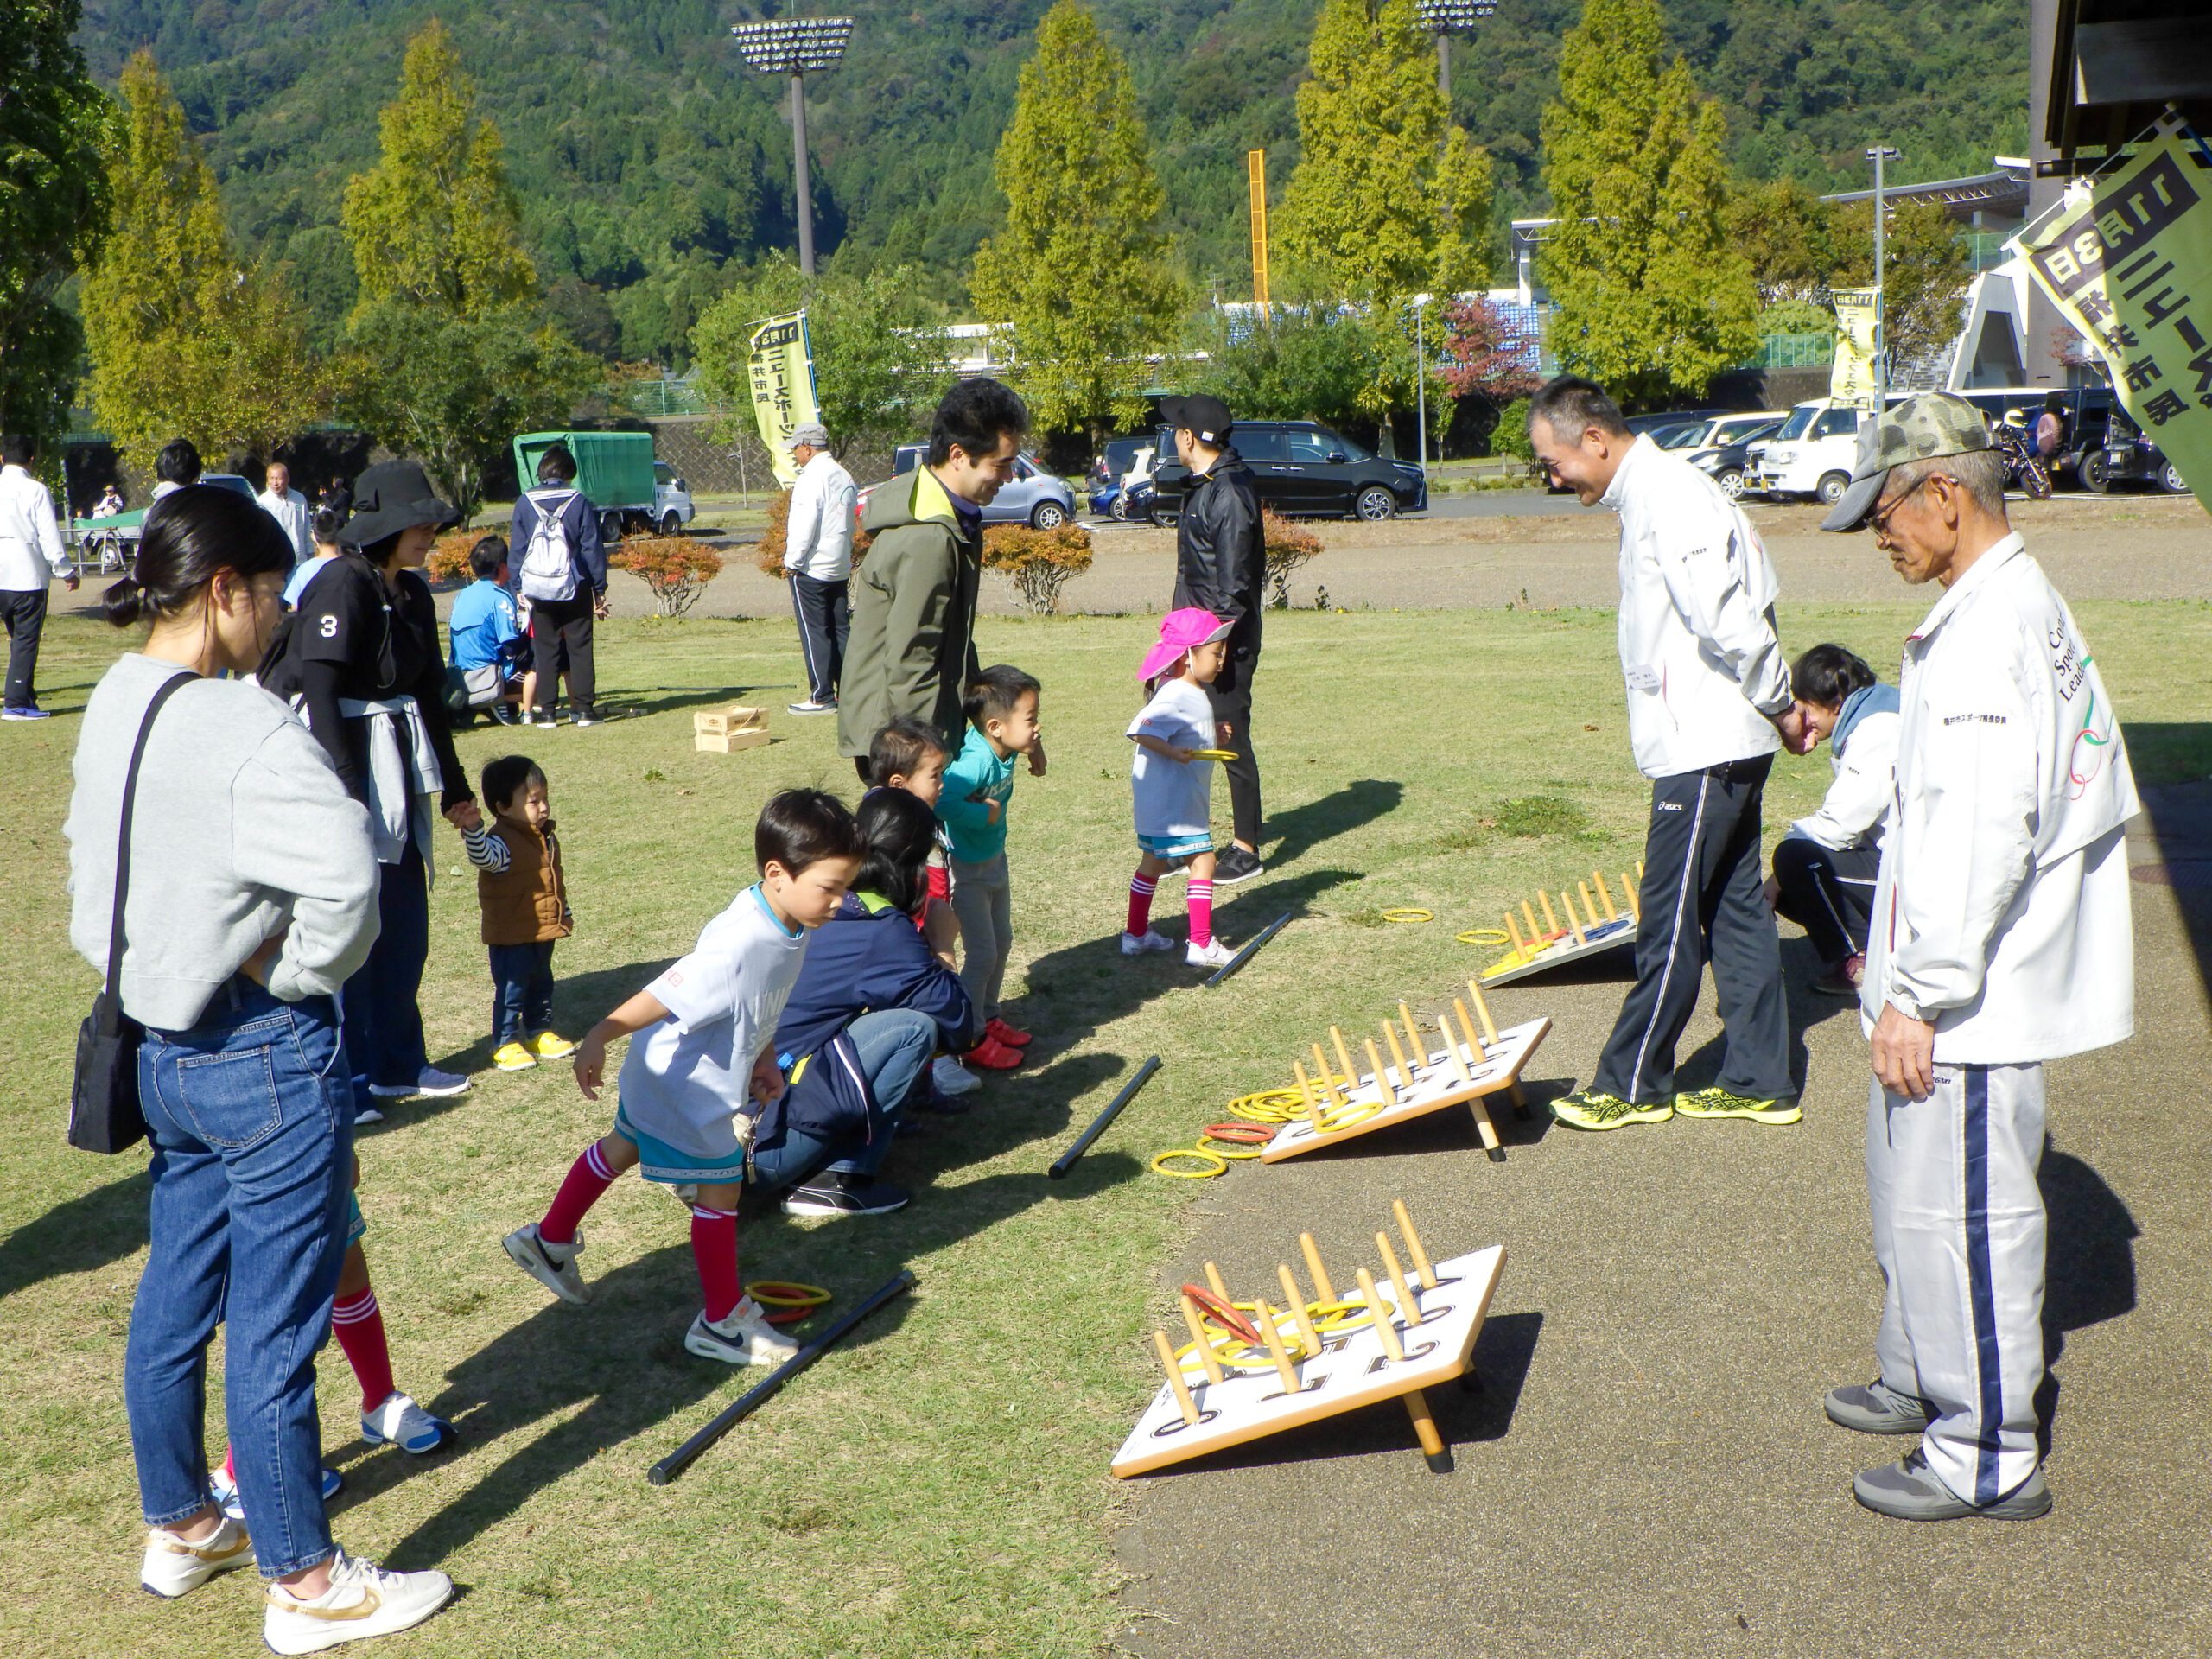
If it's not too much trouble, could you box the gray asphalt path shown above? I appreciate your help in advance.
[1109,793,2212,1658]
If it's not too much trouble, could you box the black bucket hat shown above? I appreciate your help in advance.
[338,460,458,548]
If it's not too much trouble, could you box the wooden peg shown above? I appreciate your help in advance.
[1179,1293,1225,1385]
[1299,1232,1337,1304]
[1203,1261,1231,1305]
[1403,1388,1453,1471]
[1637,859,1645,880]
[1463,977,1502,1045]
[1522,899,1542,944]
[1357,1267,1406,1361]
[1254,1298,1300,1394]
[1537,890,1561,937]
[1592,870,1618,921]
[1560,891,1586,946]
[1364,1038,1392,1102]
[1311,1043,1343,1107]
[1292,1059,1327,1132]
[1277,1264,1324,1358]
[1377,1231,1420,1322]
[1383,1021,1414,1091]
[1466,1085,1505,1159]
[1392,1199,1437,1288]
[1580,879,1604,928]
[1450,1000,1482,1072]
[1153,1330,1201,1427]
[1504,911,1528,959]
[1440,1010,1473,1083]
[1621,872,1641,924]
[1329,1027,1359,1096]
[1398,1002,1427,1065]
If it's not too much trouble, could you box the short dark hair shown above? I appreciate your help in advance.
[469,535,509,581]
[100,486,292,628]
[963,663,1040,728]
[1791,643,1878,709]
[0,434,33,467]
[1529,376,1630,442]
[868,715,950,788]
[756,787,862,874]
[926,378,1028,468]
[156,438,203,486]
[537,445,576,484]
[854,788,942,916]
[311,505,346,546]
[480,753,547,812]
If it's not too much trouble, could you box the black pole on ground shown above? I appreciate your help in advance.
[1203,911,1294,988]
[1046,1055,1161,1179]
[648,1269,916,1484]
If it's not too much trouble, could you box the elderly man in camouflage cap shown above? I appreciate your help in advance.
[1818,392,2139,1522]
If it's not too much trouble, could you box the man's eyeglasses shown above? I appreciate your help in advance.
[1867,474,1939,537]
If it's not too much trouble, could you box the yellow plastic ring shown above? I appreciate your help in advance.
[1197,1133,1265,1160]
[1150,1148,1228,1179]
[1380,907,1434,924]
[1173,1304,1317,1368]
[1457,927,1511,946]
[748,1281,831,1310]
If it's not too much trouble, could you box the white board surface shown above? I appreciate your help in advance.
[1258,1020,1549,1163]
[1477,916,1637,988]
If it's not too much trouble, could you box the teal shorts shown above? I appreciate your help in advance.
[614,1103,747,1185]
[1138,830,1214,862]
[344,1192,366,1249]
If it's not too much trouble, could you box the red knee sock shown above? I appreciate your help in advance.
[331,1287,396,1414]
[1127,872,1156,937]
[541,1141,617,1245]
[690,1205,742,1324]
[1187,879,1215,948]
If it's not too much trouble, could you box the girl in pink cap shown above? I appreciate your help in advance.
[1124,607,1236,968]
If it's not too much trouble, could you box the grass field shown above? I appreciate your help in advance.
[4,594,2209,1656]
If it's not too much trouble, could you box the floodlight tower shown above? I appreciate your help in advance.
[1865,144,1900,402]
[1414,0,1497,105]
[731,16,855,276]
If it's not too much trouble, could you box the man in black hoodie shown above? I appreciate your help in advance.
[1165,393,1265,882]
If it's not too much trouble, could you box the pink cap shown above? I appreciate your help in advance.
[1139,607,1233,682]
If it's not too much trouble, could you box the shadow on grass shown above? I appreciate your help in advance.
[602,683,798,720]
[1261,778,1404,868]
[0,1165,148,1299]
[2036,1138,2140,1461]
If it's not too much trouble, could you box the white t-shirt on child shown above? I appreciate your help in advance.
[1128,678,1217,842]
[617,884,809,1159]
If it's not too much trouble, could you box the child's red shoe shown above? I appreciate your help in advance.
[984,1017,1032,1047]
[966,1035,1024,1071]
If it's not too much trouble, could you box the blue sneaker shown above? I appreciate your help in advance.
[1,706,51,721]
[370,1066,470,1100]
[209,1464,342,1523]
[361,1392,453,1454]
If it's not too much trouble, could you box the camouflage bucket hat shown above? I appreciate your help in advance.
[1819,392,1992,532]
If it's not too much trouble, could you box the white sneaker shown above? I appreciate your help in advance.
[1122,929,1174,955]
[141,1514,253,1598]
[502,1223,589,1304]
[360,1391,453,1454]
[683,1298,803,1367]
[1185,937,1236,969]
[931,1054,982,1096]
[264,1548,454,1655]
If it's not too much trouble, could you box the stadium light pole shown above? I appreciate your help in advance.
[731,17,855,276]
[1414,0,1497,104]
[1866,144,1900,404]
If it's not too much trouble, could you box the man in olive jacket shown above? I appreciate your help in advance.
[1166,393,1266,882]
[837,378,1031,780]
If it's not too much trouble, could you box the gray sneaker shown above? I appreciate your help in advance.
[1824,1378,1934,1435]
[503,1223,589,1304]
[1853,1448,2050,1521]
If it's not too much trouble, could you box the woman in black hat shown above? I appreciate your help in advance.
[260,460,480,1114]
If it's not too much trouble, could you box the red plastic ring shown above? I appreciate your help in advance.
[1201,1122,1274,1144]
[1179,1283,1262,1347]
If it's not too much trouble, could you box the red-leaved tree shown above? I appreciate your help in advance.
[1439,296,1541,404]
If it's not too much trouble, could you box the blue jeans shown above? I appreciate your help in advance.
[489,941,556,1045]
[127,980,353,1579]
[343,838,429,1100]
[750,1008,934,1186]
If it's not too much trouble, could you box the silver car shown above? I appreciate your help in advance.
[888,445,1076,529]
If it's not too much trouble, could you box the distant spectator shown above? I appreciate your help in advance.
[283,506,347,610]
[510,445,608,728]
[150,438,202,501]
[779,421,857,716]
[93,483,125,518]
[447,536,529,725]
[256,460,314,564]
[0,432,78,721]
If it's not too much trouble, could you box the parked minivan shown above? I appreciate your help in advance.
[1742,401,1897,505]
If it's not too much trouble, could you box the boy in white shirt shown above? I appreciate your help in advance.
[1122,608,1236,969]
[502,789,863,1366]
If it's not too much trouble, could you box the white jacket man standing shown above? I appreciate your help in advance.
[1818,392,2136,1522]
[780,423,857,716]
[1528,377,1809,1134]
[255,459,314,564]
[0,432,78,721]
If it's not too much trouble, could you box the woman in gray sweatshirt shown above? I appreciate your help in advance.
[66,487,454,1650]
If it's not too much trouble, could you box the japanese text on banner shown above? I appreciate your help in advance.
[748,312,822,488]
[1830,288,1881,410]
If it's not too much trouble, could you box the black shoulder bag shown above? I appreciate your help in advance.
[69,671,193,1154]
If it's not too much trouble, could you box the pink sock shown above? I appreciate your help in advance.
[331,1287,396,1414]
[690,1205,742,1324]
[1188,879,1215,948]
[1126,872,1156,937]
[541,1141,616,1245]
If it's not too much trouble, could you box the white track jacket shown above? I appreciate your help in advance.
[1862,534,2138,1062]
[1603,435,1792,779]
[784,450,857,582]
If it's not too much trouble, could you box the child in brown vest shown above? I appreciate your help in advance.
[461,754,575,1070]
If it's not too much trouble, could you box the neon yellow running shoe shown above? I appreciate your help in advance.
[531,1031,578,1060]
[493,1041,537,1071]
[1551,1089,1673,1131]
[1675,1086,1801,1124]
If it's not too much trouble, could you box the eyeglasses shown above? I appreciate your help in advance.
[1867,474,1939,537]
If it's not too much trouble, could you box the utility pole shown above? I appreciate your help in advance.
[1865,144,1900,404]
[1414,296,1432,482]
[732,17,855,277]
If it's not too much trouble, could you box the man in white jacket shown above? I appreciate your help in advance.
[1818,392,2137,1522]
[781,423,857,716]
[0,433,78,721]
[1529,378,1808,1133]
[254,460,314,564]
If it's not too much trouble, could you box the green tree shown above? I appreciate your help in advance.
[1832,199,1970,383]
[968,0,1179,441]
[693,255,951,461]
[341,19,537,321]
[1725,177,1854,305]
[82,52,332,471]
[1187,297,1434,442]
[1538,0,1758,407]
[1,0,112,457]
[1274,0,1493,306]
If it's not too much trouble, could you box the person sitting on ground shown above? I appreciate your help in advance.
[447,536,531,725]
[510,444,608,728]
[461,753,577,1073]
[149,438,201,500]
[502,790,870,1367]
[937,664,1043,1072]
[763,788,972,1216]
[1123,607,1237,969]
[1764,644,1899,997]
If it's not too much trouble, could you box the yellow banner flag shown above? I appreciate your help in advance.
[2013,113,2212,516]
[747,312,820,487]
[1829,287,1881,410]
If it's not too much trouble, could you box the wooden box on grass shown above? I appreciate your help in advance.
[695,705,769,753]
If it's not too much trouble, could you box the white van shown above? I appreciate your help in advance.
[1743,400,1900,505]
